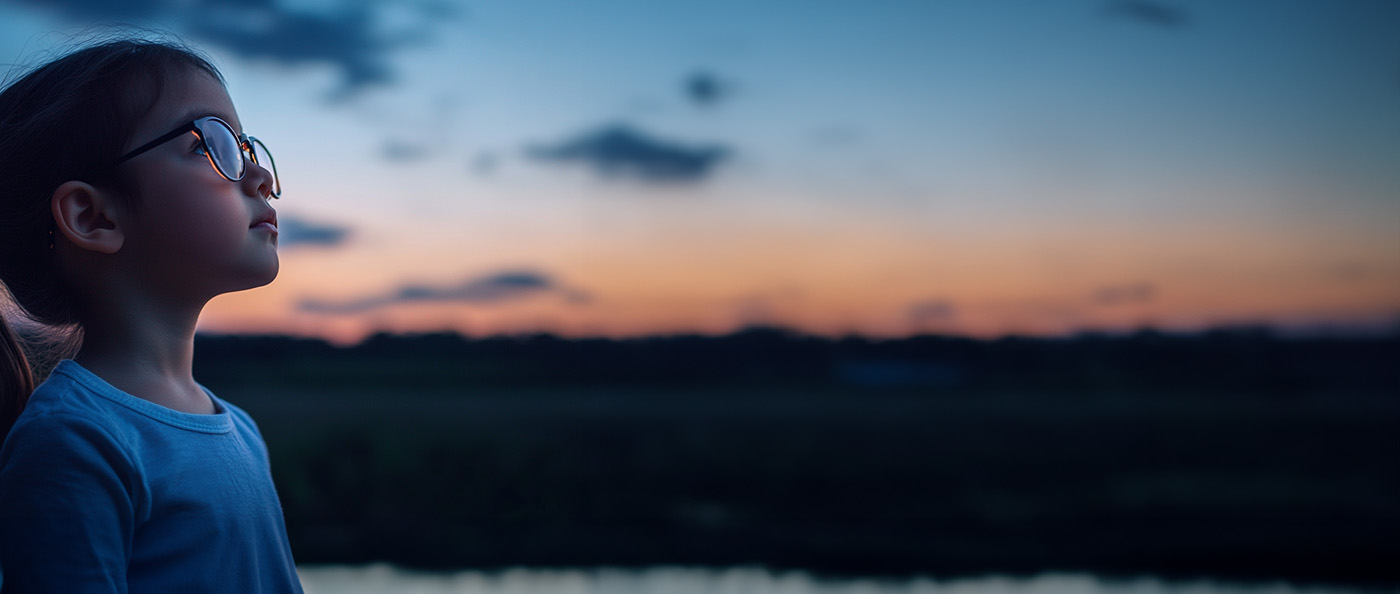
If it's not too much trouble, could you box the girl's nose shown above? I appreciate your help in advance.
[243,160,276,200]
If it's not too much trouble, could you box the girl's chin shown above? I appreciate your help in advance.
[224,261,280,294]
[252,263,280,289]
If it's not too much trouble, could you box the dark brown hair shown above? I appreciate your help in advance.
[0,38,223,440]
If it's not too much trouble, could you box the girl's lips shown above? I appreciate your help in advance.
[252,212,278,232]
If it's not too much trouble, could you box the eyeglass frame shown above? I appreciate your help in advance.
[111,115,281,198]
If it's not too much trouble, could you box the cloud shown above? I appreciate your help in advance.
[527,123,729,184]
[908,300,958,324]
[732,292,794,327]
[10,0,456,98]
[188,2,397,98]
[299,270,589,314]
[1091,283,1156,306]
[684,71,728,106]
[1102,0,1189,28]
[277,216,352,248]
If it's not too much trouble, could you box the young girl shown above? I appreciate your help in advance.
[0,39,302,592]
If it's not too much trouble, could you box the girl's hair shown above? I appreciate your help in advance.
[0,37,224,440]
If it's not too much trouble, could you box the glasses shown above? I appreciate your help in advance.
[112,116,281,198]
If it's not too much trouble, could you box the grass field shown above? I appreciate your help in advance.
[215,380,1400,586]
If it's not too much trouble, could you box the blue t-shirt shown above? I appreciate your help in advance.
[0,360,303,593]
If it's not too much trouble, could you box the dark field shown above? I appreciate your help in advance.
[194,329,1400,587]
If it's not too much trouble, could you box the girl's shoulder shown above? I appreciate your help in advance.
[20,360,122,425]
[5,361,143,459]
[20,360,241,438]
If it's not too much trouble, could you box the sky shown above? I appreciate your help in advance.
[2,0,1397,343]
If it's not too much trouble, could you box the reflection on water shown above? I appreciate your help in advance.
[298,565,1374,594]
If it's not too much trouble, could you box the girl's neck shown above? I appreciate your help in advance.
[75,299,214,414]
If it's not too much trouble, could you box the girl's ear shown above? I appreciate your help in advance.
[51,181,124,255]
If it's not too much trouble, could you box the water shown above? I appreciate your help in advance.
[297,565,1385,594]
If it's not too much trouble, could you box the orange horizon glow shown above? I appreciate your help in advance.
[199,196,1400,345]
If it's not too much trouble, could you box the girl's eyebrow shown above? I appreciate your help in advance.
[174,108,241,133]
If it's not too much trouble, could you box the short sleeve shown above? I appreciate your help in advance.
[0,413,138,594]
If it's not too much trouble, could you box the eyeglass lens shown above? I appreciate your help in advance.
[198,118,281,197]
[249,138,281,197]
[200,118,246,182]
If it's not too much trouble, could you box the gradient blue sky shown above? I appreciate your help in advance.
[2,0,1397,342]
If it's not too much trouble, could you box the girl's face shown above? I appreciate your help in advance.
[114,68,279,302]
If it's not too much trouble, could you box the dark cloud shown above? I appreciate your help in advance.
[278,216,352,248]
[9,0,456,98]
[908,300,957,324]
[188,2,395,98]
[527,123,729,183]
[684,71,727,106]
[1092,283,1156,306]
[1102,0,1189,28]
[299,270,588,314]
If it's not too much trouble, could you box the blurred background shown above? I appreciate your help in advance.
[2,1,1397,592]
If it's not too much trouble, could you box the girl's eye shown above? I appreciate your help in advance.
[192,141,207,156]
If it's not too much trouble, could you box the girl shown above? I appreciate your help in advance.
[0,38,302,592]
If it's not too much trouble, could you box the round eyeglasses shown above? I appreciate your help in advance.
[112,116,281,198]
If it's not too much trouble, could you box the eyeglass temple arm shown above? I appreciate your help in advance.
[111,122,199,166]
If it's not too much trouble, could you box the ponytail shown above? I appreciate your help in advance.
[0,312,35,443]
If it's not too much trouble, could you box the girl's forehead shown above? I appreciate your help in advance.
[130,70,241,142]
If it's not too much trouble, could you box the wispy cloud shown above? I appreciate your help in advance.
[1091,283,1156,306]
[278,216,352,249]
[1102,0,1190,28]
[527,123,729,184]
[908,299,958,324]
[299,270,589,314]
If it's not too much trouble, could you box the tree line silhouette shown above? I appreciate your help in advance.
[195,326,1397,395]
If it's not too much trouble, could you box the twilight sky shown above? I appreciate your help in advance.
[2,0,1397,343]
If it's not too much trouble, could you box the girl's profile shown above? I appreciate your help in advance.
[0,37,301,592]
